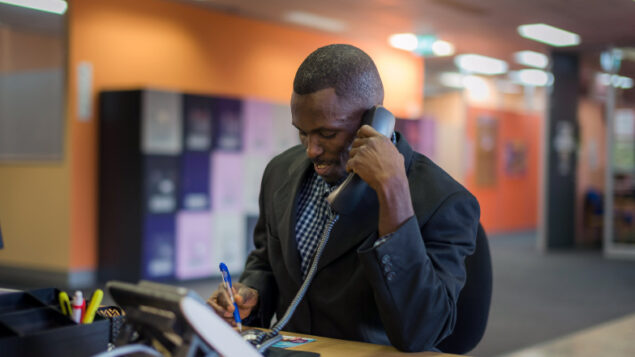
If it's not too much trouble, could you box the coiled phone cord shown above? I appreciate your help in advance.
[259,213,340,343]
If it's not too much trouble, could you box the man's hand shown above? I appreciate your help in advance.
[347,125,406,192]
[347,124,414,236]
[207,281,259,327]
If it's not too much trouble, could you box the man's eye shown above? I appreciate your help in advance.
[298,132,307,137]
[319,131,336,139]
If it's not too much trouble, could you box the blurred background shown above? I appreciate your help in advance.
[0,0,634,356]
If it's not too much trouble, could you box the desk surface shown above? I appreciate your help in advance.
[281,331,463,357]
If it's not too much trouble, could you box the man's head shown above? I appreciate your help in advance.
[291,44,384,184]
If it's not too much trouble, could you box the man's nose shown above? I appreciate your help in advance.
[305,135,323,159]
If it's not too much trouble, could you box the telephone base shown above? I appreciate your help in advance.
[241,328,283,354]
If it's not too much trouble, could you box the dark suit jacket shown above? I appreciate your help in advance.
[240,134,480,352]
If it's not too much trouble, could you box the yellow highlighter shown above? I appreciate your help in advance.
[82,289,103,324]
[59,291,72,317]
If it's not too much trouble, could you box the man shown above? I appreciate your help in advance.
[208,44,480,352]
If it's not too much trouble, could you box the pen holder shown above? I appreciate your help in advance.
[0,288,109,356]
[96,305,126,343]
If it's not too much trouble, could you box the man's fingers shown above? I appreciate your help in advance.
[357,124,380,137]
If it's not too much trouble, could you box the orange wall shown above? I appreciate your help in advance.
[68,0,423,270]
[464,107,542,234]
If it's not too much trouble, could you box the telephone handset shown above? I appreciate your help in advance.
[326,105,396,214]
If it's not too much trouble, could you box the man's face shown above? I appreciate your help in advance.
[291,88,364,184]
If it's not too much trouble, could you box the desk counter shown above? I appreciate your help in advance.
[282,331,464,357]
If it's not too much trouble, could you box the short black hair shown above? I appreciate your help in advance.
[293,44,384,108]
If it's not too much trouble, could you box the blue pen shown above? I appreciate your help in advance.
[219,262,242,332]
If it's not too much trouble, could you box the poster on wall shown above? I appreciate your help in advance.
[476,115,498,186]
[142,90,183,155]
[272,104,300,153]
[183,95,213,152]
[243,154,269,215]
[504,140,527,177]
[243,99,274,155]
[175,211,214,280]
[180,152,211,210]
[395,118,421,150]
[142,214,176,280]
[212,98,243,151]
[144,156,180,214]
[210,152,244,211]
[420,116,437,161]
[211,211,246,274]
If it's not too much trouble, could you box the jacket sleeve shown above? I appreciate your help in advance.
[239,164,278,328]
[357,190,479,352]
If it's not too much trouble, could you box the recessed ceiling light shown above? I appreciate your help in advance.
[432,40,455,56]
[510,69,554,87]
[0,0,67,14]
[514,51,549,69]
[597,72,634,89]
[455,54,508,75]
[389,33,454,57]
[462,75,491,101]
[283,11,346,33]
[518,23,580,47]
[388,33,419,52]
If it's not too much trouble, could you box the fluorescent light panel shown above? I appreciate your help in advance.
[455,54,508,75]
[389,33,419,51]
[389,33,454,56]
[0,0,67,14]
[518,23,580,47]
[431,40,455,56]
[597,73,634,89]
[510,69,553,87]
[514,50,549,69]
[284,11,346,33]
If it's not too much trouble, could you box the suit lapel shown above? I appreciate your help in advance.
[272,153,312,286]
[317,184,379,272]
[317,132,415,272]
[272,133,415,282]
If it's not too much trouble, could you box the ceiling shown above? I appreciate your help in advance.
[2,0,634,94]
[179,0,635,81]
[179,0,635,56]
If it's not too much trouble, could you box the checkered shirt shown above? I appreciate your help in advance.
[295,172,336,279]
[294,133,399,279]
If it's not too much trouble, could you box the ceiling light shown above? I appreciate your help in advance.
[455,54,508,75]
[619,76,633,89]
[518,23,580,47]
[388,33,418,51]
[283,11,346,33]
[514,51,549,69]
[432,40,455,56]
[510,69,554,87]
[0,0,67,14]
[389,33,455,57]
[462,75,490,101]
[597,72,634,89]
